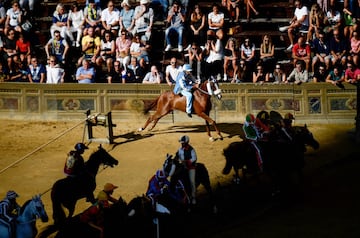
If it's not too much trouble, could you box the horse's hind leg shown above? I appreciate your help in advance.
[139,116,154,131]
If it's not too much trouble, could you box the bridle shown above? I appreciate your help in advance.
[197,77,222,98]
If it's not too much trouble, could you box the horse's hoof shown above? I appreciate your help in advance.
[209,137,215,142]
[138,127,144,132]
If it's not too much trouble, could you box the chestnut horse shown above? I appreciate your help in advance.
[138,78,223,141]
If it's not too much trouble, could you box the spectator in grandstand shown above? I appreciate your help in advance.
[259,34,275,73]
[279,0,309,52]
[349,30,359,66]
[344,61,360,84]
[245,0,259,23]
[207,3,224,40]
[107,60,125,83]
[252,62,269,83]
[325,64,345,88]
[292,36,311,71]
[8,61,27,82]
[223,37,238,82]
[127,56,146,83]
[269,63,286,83]
[78,26,101,66]
[45,30,69,65]
[142,65,163,84]
[0,2,6,33]
[46,55,65,84]
[15,33,31,66]
[312,63,328,82]
[50,3,68,39]
[132,0,154,41]
[286,60,309,84]
[2,29,18,73]
[19,0,39,16]
[119,0,134,34]
[342,7,355,39]
[99,30,116,73]
[312,31,331,72]
[84,0,102,36]
[27,56,45,83]
[165,57,182,86]
[231,59,250,83]
[76,59,96,83]
[0,62,9,82]
[329,28,349,67]
[66,2,85,48]
[4,0,22,36]
[323,5,342,35]
[164,0,186,52]
[306,3,327,44]
[226,0,240,23]
[203,33,224,80]
[240,37,256,71]
[101,0,120,37]
[115,29,131,69]
[129,33,149,65]
[188,4,206,47]
[187,42,203,81]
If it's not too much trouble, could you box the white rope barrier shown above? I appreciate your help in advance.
[0,119,87,175]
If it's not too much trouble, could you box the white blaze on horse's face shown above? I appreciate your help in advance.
[207,79,222,100]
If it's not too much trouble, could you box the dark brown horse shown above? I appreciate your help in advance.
[138,78,223,141]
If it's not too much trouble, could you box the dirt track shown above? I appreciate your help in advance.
[0,119,359,237]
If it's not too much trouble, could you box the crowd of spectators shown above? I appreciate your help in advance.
[0,0,358,85]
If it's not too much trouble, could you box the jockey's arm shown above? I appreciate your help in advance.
[0,202,13,222]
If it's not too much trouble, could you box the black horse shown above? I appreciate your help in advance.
[39,197,128,238]
[163,155,217,213]
[223,125,320,188]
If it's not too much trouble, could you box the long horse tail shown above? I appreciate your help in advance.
[37,224,59,238]
[51,181,67,226]
[143,96,159,115]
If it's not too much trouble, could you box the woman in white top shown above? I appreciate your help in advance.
[5,1,22,35]
[132,0,154,41]
[46,56,65,84]
[207,3,224,40]
[101,0,120,37]
[66,2,85,48]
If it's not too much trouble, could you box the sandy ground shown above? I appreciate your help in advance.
[0,118,359,237]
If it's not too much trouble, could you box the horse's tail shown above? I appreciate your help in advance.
[143,96,159,115]
[51,181,67,226]
[37,224,59,238]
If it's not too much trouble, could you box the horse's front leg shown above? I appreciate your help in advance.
[198,112,223,141]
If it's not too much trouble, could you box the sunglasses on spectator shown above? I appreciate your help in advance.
[170,61,176,64]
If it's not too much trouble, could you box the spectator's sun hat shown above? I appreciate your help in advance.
[104,183,118,192]
[121,0,131,7]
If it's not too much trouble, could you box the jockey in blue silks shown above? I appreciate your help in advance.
[173,64,198,118]
[0,191,20,237]
[146,169,170,207]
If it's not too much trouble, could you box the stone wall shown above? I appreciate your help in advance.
[0,83,357,124]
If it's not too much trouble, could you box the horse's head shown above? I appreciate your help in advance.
[163,154,178,177]
[222,142,244,175]
[294,125,320,150]
[127,195,153,218]
[28,195,49,222]
[91,145,119,167]
[199,76,222,100]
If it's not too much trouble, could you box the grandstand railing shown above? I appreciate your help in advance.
[0,83,356,124]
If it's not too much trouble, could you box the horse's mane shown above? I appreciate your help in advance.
[19,199,31,215]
